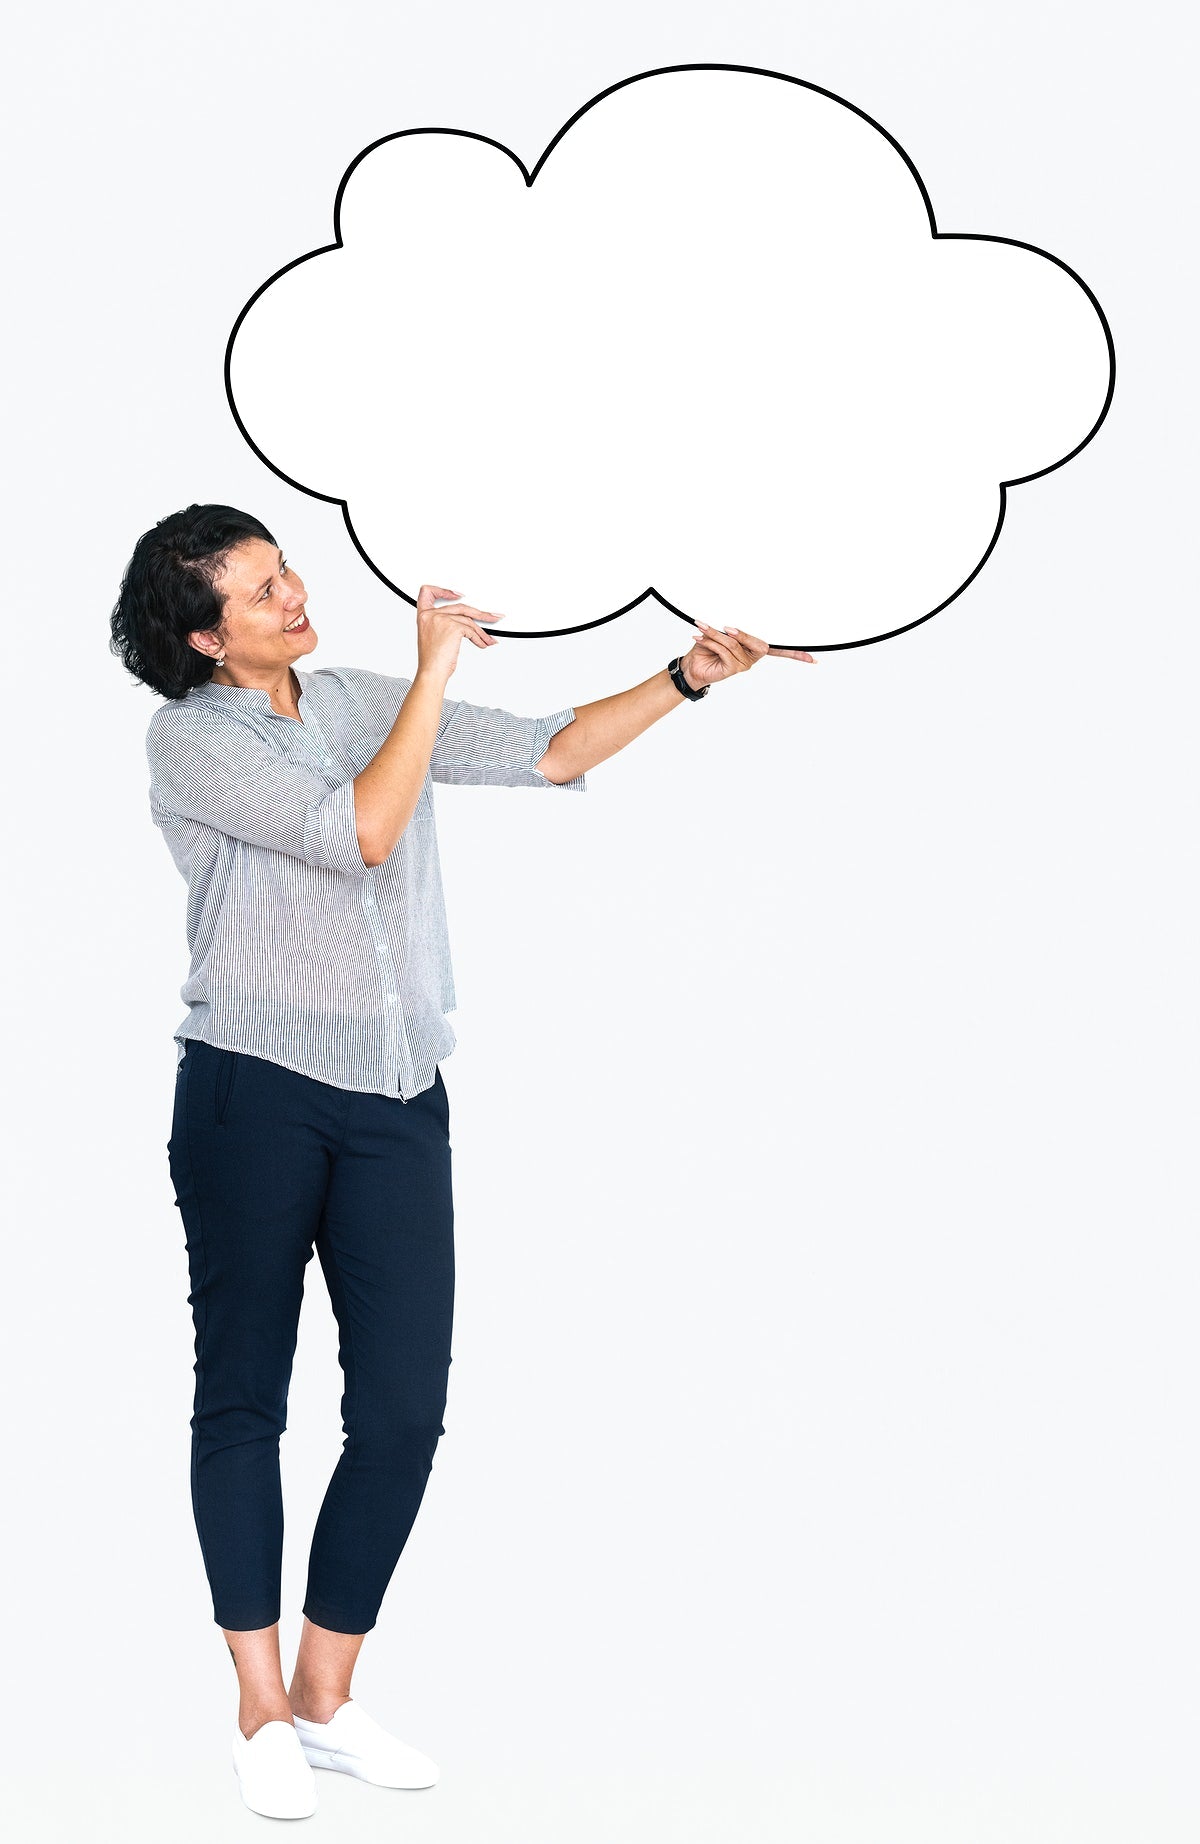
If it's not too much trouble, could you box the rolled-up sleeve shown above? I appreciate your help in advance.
[430,697,588,791]
[146,708,370,875]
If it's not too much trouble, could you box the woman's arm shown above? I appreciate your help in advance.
[352,669,448,866]
[536,665,693,783]
[539,622,816,782]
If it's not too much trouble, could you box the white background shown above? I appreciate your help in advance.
[3,4,1195,1840]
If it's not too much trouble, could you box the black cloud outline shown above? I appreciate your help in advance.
[224,61,1117,654]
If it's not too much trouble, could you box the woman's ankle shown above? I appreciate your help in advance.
[239,1698,296,1741]
[287,1681,353,1725]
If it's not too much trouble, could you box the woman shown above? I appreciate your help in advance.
[110,502,813,1818]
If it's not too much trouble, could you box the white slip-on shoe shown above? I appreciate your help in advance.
[231,1718,319,1818]
[292,1698,439,1789]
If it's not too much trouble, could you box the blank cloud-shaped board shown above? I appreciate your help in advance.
[225,64,1115,651]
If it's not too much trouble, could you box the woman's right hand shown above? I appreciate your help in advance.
[414,583,505,682]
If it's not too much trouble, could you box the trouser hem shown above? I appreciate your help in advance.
[302,1599,377,1635]
[214,1609,282,1632]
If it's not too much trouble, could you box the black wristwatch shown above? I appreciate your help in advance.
[667,655,709,701]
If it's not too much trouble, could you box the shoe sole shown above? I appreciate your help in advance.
[299,1744,437,1789]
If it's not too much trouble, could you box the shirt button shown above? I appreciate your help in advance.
[386,993,398,1004]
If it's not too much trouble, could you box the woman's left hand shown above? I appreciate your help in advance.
[679,622,816,691]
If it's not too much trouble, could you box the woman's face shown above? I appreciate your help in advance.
[189,538,316,675]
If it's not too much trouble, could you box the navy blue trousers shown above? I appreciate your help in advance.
[167,1039,455,1634]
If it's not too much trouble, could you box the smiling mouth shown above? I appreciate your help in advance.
[283,610,310,633]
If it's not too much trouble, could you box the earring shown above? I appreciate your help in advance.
[215,653,226,667]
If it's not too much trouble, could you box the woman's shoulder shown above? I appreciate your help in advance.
[310,663,413,697]
[306,663,416,728]
[145,689,218,748]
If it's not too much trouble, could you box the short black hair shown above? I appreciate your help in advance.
[108,503,278,700]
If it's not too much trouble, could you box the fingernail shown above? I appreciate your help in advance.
[726,626,739,634]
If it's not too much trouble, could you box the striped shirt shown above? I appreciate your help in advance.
[146,664,586,1100]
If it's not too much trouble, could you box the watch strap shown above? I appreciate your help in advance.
[668,655,709,701]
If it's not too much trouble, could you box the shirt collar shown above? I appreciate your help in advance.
[190,669,306,713]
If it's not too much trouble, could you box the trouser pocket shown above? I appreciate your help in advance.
[215,1047,240,1125]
